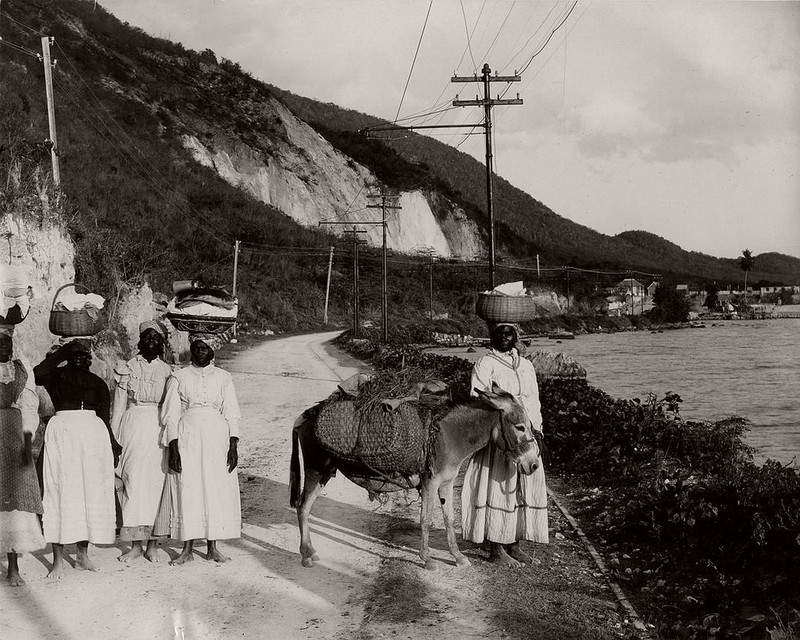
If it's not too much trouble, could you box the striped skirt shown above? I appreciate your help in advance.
[42,410,116,545]
[461,441,549,545]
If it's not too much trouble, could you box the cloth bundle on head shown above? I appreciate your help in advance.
[189,332,224,351]
[488,321,520,337]
[67,338,92,353]
[138,319,165,337]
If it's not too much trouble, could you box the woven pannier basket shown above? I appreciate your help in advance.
[475,292,536,322]
[48,283,103,337]
[314,400,427,475]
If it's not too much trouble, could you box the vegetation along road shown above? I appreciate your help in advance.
[2,332,646,640]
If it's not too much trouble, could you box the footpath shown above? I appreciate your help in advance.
[1,331,649,640]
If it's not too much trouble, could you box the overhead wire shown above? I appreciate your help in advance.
[392,0,433,125]
[516,0,579,77]
[476,1,516,65]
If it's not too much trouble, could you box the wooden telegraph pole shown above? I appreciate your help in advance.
[231,239,240,336]
[40,36,60,188]
[366,190,401,343]
[452,64,522,288]
[323,245,334,324]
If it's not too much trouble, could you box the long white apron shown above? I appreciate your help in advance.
[160,407,240,541]
[117,405,167,540]
[42,410,115,544]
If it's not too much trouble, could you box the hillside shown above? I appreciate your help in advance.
[1,0,797,337]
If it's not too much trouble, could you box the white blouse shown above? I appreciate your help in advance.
[470,348,543,431]
[161,364,241,443]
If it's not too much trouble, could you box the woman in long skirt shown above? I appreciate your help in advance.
[34,339,121,580]
[461,322,549,567]
[156,334,241,564]
[112,321,172,562]
[0,328,45,585]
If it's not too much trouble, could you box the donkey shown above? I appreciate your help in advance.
[289,387,541,570]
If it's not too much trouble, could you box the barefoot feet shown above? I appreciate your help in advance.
[118,544,144,563]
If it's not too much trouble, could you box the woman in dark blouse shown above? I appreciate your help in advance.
[34,339,121,580]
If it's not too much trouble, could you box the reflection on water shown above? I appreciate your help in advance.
[432,319,800,466]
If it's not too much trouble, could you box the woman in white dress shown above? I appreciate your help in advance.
[112,321,172,562]
[0,328,45,586]
[461,322,549,566]
[156,335,241,564]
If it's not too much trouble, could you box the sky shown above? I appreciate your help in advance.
[101,0,800,260]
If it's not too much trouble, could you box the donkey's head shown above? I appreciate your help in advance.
[474,387,540,475]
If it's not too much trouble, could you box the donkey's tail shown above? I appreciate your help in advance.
[289,425,302,508]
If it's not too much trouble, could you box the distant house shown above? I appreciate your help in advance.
[646,281,659,297]
[617,278,644,297]
[676,284,689,296]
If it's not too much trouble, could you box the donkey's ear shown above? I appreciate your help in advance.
[474,388,510,411]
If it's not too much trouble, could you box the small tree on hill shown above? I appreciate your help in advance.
[738,249,755,304]
[703,283,719,311]
[650,285,691,323]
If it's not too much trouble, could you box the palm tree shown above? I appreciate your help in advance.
[738,248,755,306]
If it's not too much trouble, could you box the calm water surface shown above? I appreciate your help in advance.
[433,319,800,465]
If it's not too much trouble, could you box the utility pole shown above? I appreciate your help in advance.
[231,239,240,336]
[323,245,334,324]
[40,36,60,188]
[366,189,401,343]
[318,219,373,338]
[452,63,522,288]
[536,254,540,280]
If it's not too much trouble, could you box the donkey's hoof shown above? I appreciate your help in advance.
[455,556,471,568]
[301,557,315,568]
[311,552,320,561]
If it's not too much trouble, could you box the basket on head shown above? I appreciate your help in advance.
[48,283,104,337]
[165,313,235,334]
[475,292,536,323]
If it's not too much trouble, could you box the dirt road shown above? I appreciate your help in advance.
[2,331,640,640]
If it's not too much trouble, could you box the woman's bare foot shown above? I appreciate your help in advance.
[171,541,195,566]
[48,544,66,580]
[508,543,532,565]
[144,541,167,563]
[206,541,230,563]
[75,541,99,572]
[118,543,144,563]
[47,560,65,580]
[6,554,25,586]
[489,542,523,568]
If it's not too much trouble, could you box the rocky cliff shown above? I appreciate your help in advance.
[181,98,484,259]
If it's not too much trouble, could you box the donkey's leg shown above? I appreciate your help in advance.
[297,469,326,567]
[438,478,470,568]
[419,478,438,571]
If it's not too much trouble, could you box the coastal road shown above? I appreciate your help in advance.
[2,331,636,640]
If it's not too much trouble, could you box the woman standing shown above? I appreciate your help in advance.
[156,334,241,564]
[34,339,121,580]
[461,322,549,567]
[111,321,172,562]
[0,328,45,585]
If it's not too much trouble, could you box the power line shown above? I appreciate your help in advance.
[393,0,433,125]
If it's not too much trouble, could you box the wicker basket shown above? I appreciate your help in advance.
[48,283,104,337]
[475,292,536,322]
[165,313,235,334]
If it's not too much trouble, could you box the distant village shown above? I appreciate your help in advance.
[606,279,800,319]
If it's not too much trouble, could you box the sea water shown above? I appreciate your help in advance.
[433,319,800,466]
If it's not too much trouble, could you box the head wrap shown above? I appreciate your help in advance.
[488,322,520,338]
[67,338,92,354]
[0,325,15,337]
[139,319,165,337]
[189,332,224,351]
